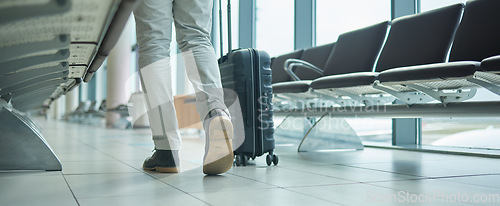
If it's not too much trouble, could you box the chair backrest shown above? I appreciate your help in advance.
[270,49,303,83]
[375,3,464,72]
[322,21,390,76]
[295,42,336,80]
[449,0,500,62]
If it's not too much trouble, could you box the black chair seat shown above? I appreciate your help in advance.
[310,72,378,89]
[378,61,480,83]
[481,55,500,72]
[272,80,312,93]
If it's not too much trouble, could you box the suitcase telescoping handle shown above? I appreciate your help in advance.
[218,0,232,59]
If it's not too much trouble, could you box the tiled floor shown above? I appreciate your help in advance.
[1,118,500,206]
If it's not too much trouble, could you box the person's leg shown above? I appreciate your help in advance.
[134,0,181,173]
[172,0,227,120]
[173,0,233,175]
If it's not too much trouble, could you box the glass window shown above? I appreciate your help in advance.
[347,118,392,145]
[420,0,500,150]
[256,0,294,57]
[422,89,500,149]
[422,117,500,150]
[420,0,468,12]
[316,0,390,46]
[420,0,500,149]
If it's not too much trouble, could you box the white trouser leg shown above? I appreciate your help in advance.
[134,0,229,150]
[134,0,181,150]
[139,58,182,150]
[173,0,228,121]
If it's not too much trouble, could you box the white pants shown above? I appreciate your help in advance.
[134,0,227,150]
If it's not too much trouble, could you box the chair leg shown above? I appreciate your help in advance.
[0,107,62,171]
[298,114,364,152]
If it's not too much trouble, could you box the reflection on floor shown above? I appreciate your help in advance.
[1,118,499,206]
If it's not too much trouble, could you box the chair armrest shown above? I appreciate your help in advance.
[284,59,324,81]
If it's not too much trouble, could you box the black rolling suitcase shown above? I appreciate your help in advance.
[217,0,277,166]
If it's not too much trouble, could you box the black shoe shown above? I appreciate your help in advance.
[143,150,180,173]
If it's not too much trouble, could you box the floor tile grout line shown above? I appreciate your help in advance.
[300,173,500,190]
[280,165,407,183]
[184,185,281,194]
[95,137,154,153]
[336,164,428,178]
[235,163,372,183]
[276,154,460,166]
[62,174,81,206]
[280,182,368,189]
[363,178,500,206]
[362,182,415,194]
[341,164,500,179]
[228,169,387,190]
[429,173,500,180]
[280,177,445,189]
[345,163,498,179]
[357,177,433,184]
[42,120,500,206]
[76,131,349,203]
[281,186,347,206]
[74,140,145,170]
[225,172,286,188]
[100,152,212,205]
[143,173,214,206]
[275,156,398,166]
[70,139,213,205]
[360,183,485,206]
[62,172,143,176]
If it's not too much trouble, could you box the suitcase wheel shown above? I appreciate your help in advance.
[234,155,249,166]
[266,154,278,166]
[234,155,240,166]
[266,155,272,166]
[272,154,279,166]
[242,155,249,166]
[234,155,242,166]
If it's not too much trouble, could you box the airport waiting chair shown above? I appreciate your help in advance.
[376,0,500,105]
[290,43,336,81]
[273,21,390,107]
[481,55,500,74]
[272,43,335,94]
[270,49,304,84]
[0,0,140,172]
[0,0,138,111]
[305,3,464,106]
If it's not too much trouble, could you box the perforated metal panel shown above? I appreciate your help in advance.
[18,62,61,72]
[0,0,51,8]
[69,44,97,65]
[416,79,478,90]
[1,0,118,79]
[0,0,116,47]
[0,0,122,110]
[16,49,59,60]
[336,85,385,95]
[68,65,87,79]
[384,85,414,92]
[313,89,343,97]
[475,72,500,84]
